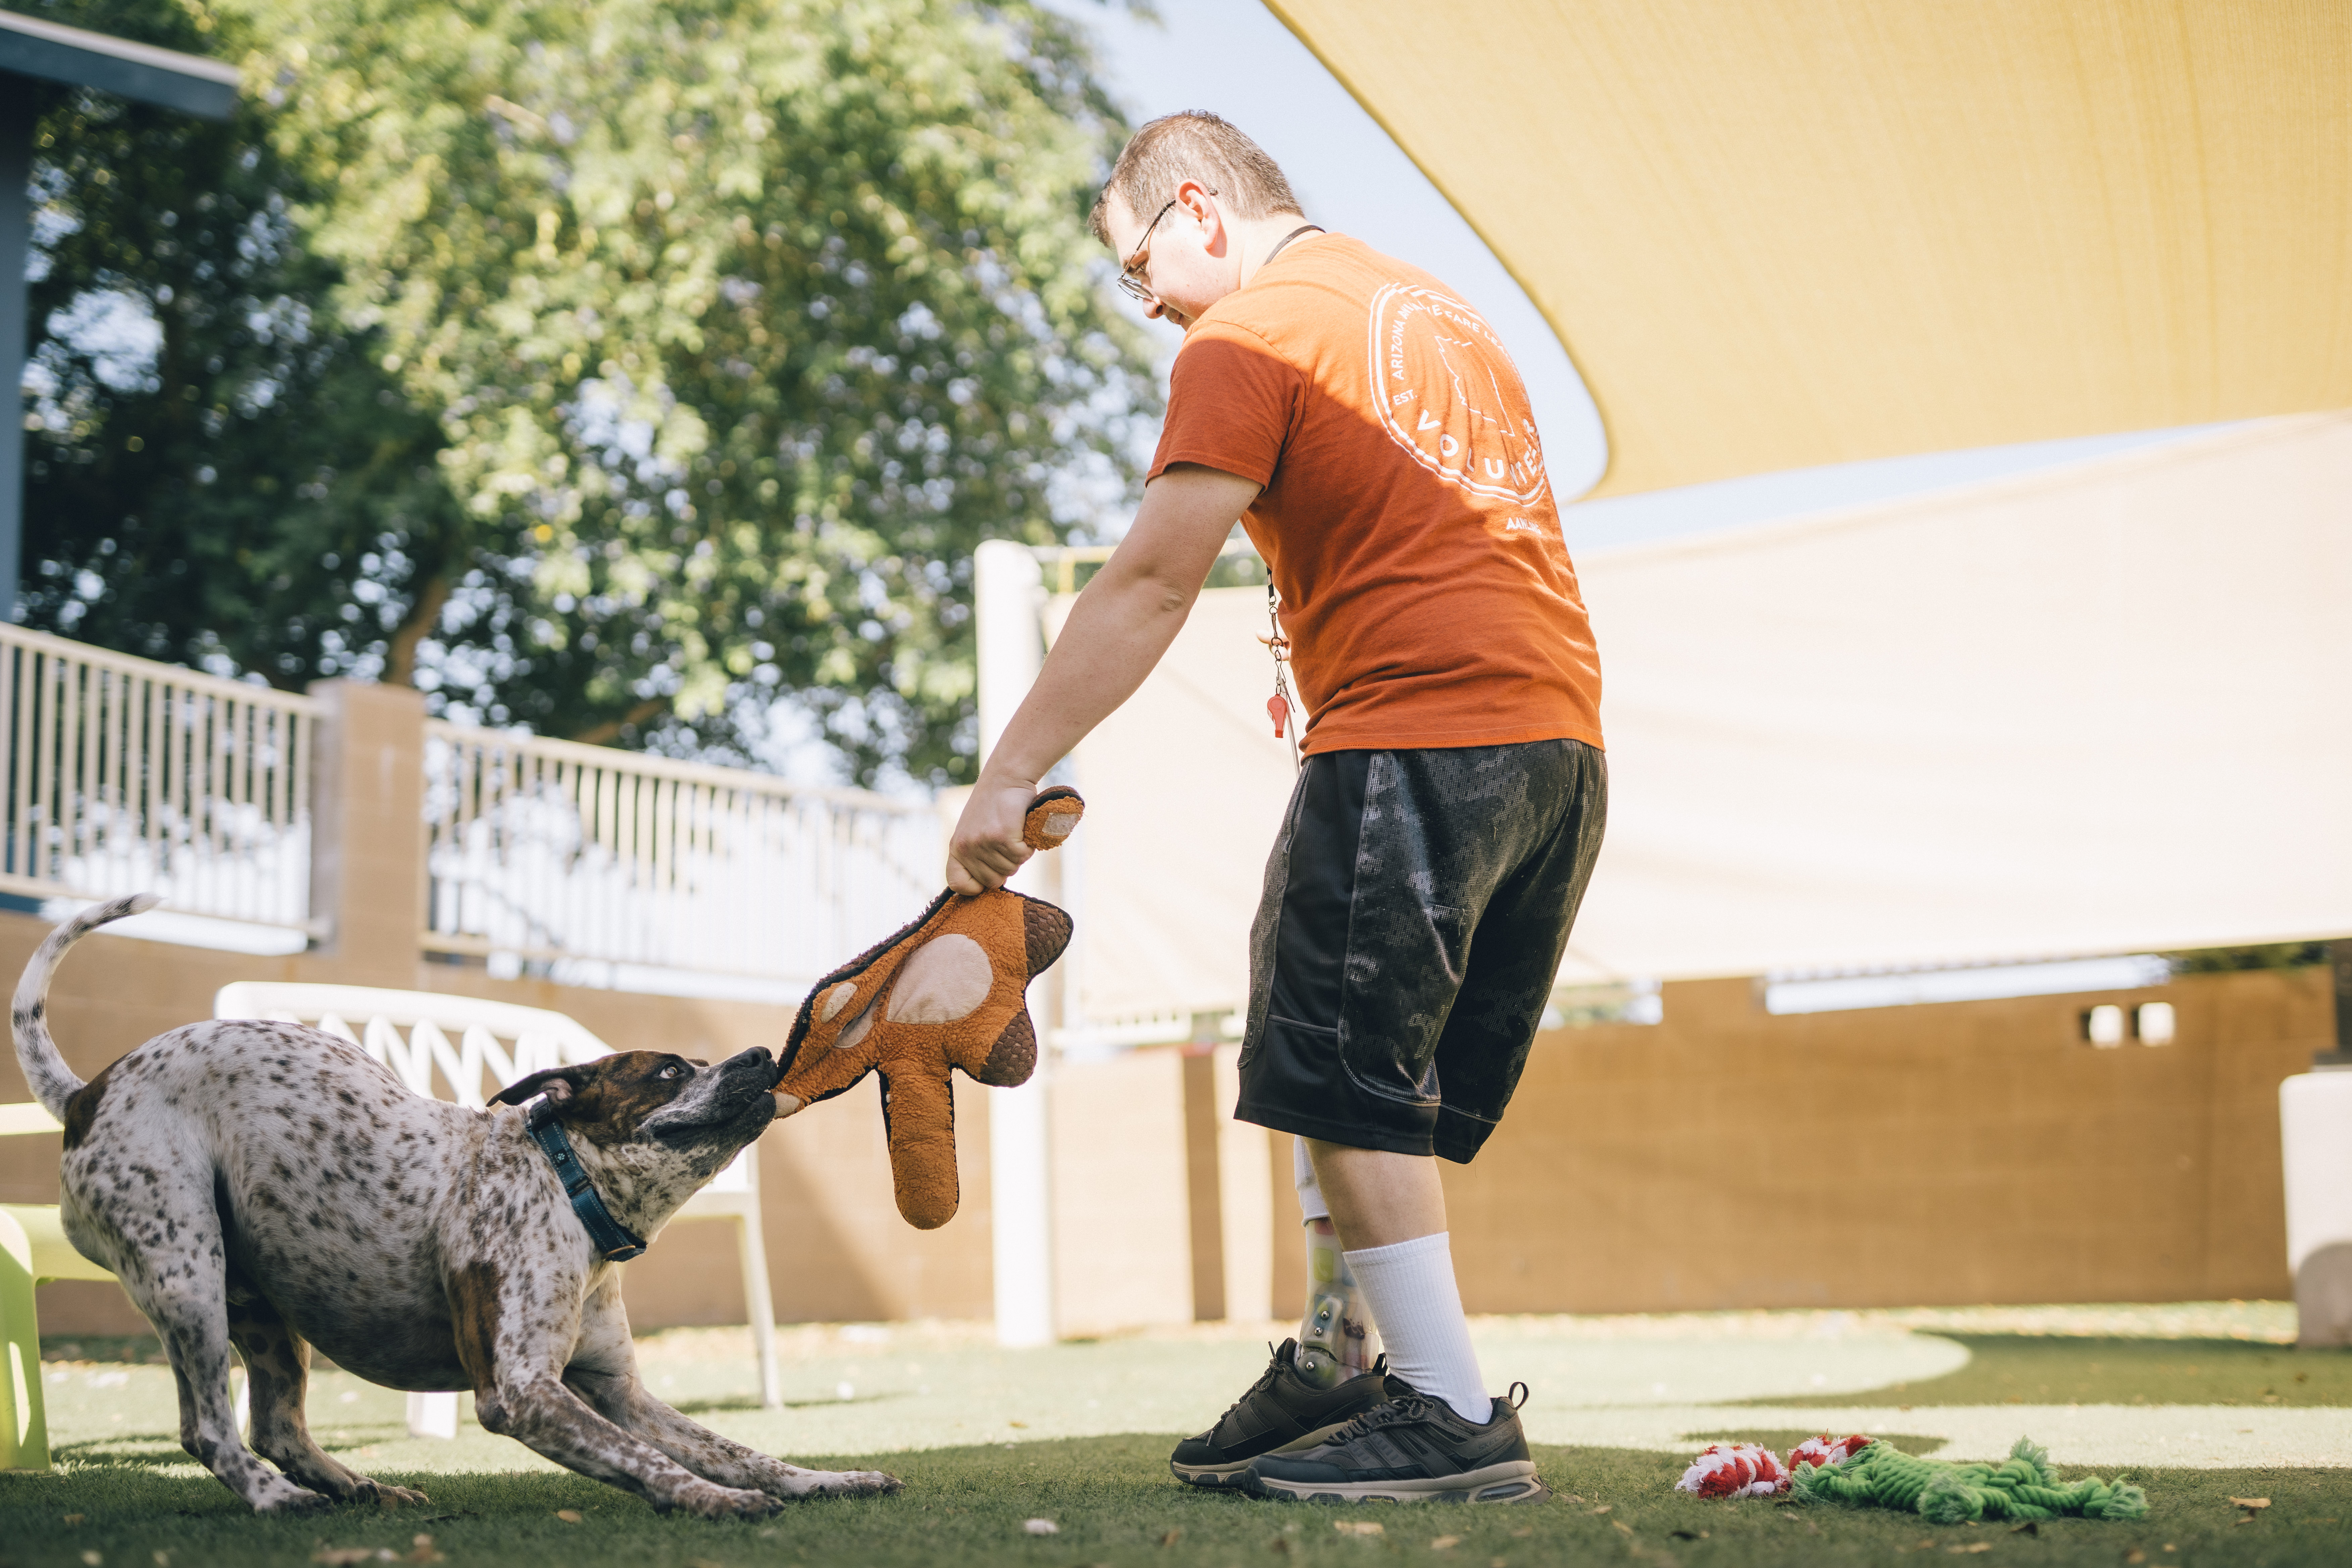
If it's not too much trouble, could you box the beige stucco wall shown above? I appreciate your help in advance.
[0,914,1000,1335]
[1441,967,2321,1314]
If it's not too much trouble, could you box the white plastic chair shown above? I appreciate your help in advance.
[213,983,782,1432]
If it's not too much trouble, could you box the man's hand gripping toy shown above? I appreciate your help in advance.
[773,788,1082,1229]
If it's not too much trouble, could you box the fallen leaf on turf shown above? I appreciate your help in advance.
[1334,1520,1385,1537]
[80,1554,100,1568]
[554,1509,583,1522]
[1589,1505,1610,1514]
[1159,1527,1182,1547]
[1022,1518,1058,1535]
[1512,1527,1534,1538]
[63,1515,84,1525]
[1009,1420,1028,1428]
[1612,1520,1632,1535]
[2125,1553,2146,1564]
[404,1537,444,1564]
[1489,1559,1508,1568]
[1430,1537,1462,1550]
[2010,1521,2038,1535]
[1946,1547,1992,1556]
[2230,1497,2270,1509]
[153,1554,170,1568]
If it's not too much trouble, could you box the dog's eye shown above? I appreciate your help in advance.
[657,1064,683,1080]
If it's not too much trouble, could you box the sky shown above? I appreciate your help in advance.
[1043,0,2222,553]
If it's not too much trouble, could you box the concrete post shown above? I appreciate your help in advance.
[975,540,1055,1346]
[305,680,427,986]
[1181,1030,1226,1322]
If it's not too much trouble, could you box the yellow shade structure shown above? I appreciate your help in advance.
[1266,1,2352,496]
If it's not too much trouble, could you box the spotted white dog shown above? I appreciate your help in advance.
[14,894,899,1516]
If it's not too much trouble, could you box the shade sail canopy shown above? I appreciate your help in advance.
[1062,414,2352,1019]
[1265,1,2352,497]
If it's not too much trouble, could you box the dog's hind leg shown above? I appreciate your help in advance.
[72,1179,330,1512]
[228,1287,427,1508]
[562,1275,900,1501]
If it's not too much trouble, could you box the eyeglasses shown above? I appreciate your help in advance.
[1116,187,1215,304]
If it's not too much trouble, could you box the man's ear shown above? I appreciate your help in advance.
[488,1064,595,1109]
[1176,178,1225,256]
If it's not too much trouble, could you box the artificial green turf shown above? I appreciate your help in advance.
[4,1435,2350,1567]
[12,1321,2351,1566]
[1761,1336,2352,1410]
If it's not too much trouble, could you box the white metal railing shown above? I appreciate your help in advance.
[421,722,941,986]
[0,624,321,930]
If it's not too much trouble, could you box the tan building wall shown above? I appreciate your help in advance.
[0,679,2323,1338]
[0,915,999,1335]
[1440,967,2322,1314]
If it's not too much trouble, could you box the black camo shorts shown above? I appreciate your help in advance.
[1233,738,1607,1163]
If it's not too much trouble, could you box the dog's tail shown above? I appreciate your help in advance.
[13,893,158,1119]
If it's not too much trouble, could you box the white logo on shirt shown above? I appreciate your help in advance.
[1367,283,1549,507]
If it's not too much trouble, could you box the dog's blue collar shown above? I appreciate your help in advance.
[524,1096,648,1263]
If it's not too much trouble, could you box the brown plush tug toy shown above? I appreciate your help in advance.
[772,787,1082,1229]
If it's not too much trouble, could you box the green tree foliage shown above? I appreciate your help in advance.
[21,0,1155,785]
[18,0,458,689]
[248,0,1156,780]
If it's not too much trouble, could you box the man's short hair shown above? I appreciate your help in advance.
[1090,112,1303,246]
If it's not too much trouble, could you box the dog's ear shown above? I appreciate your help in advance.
[488,1064,596,1109]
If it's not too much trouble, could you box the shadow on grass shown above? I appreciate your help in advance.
[1681,1428,1950,1457]
[668,1389,912,1416]
[3,1431,2347,1567]
[1755,1335,2352,1410]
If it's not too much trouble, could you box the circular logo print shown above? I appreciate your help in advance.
[1368,284,1549,506]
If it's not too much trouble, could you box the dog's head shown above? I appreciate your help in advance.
[490,1046,778,1188]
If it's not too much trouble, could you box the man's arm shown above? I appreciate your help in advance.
[947,463,1263,893]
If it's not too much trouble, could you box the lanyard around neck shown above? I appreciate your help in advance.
[1263,223,1325,268]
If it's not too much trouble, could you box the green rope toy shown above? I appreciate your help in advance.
[1793,1436,2149,1524]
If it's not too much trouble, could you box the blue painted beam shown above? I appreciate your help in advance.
[0,10,239,119]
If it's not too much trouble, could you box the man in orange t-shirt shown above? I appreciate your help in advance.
[948,112,1605,1507]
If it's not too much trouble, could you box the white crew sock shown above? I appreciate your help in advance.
[1342,1232,1490,1423]
[1293,1135,1330,1223]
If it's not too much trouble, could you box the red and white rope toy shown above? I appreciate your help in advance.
[1789,1433,1875,1471]
[1674,1443,1790,1498]
[1675,1434,1874,1499]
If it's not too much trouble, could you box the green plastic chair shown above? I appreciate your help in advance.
[0,1101,118,1470]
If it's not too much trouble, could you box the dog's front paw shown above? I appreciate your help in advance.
[356,1479,431,1508]
[672,1480,785,1520]
[252,1482,335,1515]
[784,1467,903,1499]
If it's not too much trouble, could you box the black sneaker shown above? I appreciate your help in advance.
[1245,1380,1550,1504]
[1168,1340,1404,1489]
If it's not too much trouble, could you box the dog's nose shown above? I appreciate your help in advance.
[722,1046,773,1074]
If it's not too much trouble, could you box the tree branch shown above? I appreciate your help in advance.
[386,574,451,688]
[568,695,672,747]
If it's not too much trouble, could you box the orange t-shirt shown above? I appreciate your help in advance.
[1148,235,1604,755]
